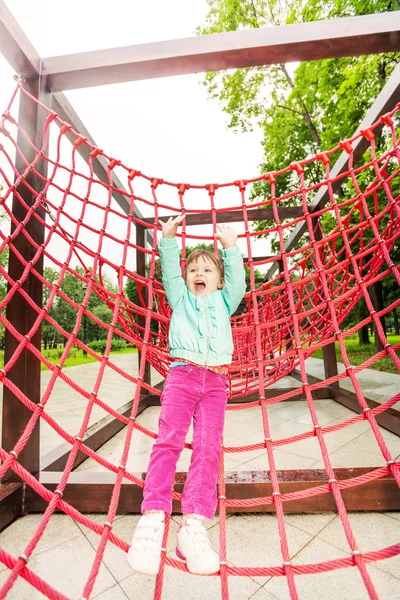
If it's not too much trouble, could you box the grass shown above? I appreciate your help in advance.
[0,346,138,371]
[311,333,400,373]
[1,335,398,374]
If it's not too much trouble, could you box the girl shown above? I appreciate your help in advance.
[128,215,246,576]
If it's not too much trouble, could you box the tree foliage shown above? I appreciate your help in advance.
[198,0,400,204]
[197,0,400,345]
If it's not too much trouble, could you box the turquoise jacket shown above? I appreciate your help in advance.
[159,237,246,366]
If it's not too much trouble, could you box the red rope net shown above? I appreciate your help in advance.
[0,83,399,599]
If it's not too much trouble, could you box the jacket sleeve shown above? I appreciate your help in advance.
[159,237,186,309]
[221,245,247,316]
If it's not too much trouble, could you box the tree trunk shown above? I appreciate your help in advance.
[370,281,386,353]
[393,307,399,336]
[358,325,370,345]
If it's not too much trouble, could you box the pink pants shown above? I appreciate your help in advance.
[141,364,228,519]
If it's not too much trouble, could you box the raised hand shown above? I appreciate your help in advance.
[161,215,185,238]
[217,224,237,249]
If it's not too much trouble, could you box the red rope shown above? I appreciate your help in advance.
[0,83,399,600]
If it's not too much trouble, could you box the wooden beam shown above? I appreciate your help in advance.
[221,468,399,513]
[144,206,304,227]
[265,63,400,281]
[40,13,400,91]
[41,395,160,472]
[0,483,24,531]
[1,77,48,483]
[229,386,334,403]
[244,255,277,264]
[136,225,152,391]
[0,1,40,77]
[321,342,340,390]
[29,468,399,513]
[314,222,339,389]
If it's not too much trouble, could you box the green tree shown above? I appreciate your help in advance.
[90,304,114,340]
[125,276,139,306]
[198,0,400,347]
[42,266,60,349]
[198,0,400,225]
[48,267,119,345]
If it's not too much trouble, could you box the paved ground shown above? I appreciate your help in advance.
[0,511,399,599]
[0,356,399,599]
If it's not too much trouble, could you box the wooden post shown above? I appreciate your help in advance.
[136,223,151,391]
[1,78,49,482]
[278,259,294,359]
[314,219,339,389]
[370,280,386,353]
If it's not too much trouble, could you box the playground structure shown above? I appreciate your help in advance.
[0,3,400,599]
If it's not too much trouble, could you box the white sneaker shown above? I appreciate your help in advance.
[176,518,220,575]
[127,513,165,575]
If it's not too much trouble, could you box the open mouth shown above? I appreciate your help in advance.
[194,281,206,292]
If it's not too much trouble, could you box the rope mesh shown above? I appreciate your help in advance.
[0,84,399,599]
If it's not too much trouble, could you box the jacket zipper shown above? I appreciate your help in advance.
[204,301,210,365]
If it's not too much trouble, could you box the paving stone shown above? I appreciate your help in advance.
[119,565,262,600]
[264,536,400,600]
[0,514,82,574]
[317,513,400,580]
[0,534,116,598]
[93,583,129,599]
[206,514,313,586]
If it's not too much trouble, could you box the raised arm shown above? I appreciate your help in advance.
[159,215,186,310]
[217,224,246,315]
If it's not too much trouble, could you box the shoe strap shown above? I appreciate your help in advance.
[135,529,160,542]
[184,522,213,549]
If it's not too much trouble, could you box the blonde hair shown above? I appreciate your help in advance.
[186,249,224,279]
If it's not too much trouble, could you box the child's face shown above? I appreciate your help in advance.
[186,256,222,298]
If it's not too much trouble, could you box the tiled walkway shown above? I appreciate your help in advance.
[1,511,399,599]
[0,356,399,599]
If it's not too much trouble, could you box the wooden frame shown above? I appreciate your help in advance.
[0,0,399,528]
[1,77,49,482]
[0,483,24,530]
[143,206,304,226]
[29,468,400,513]
[42,13,400,91]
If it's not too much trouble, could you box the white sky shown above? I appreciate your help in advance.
[0,0,272,279]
